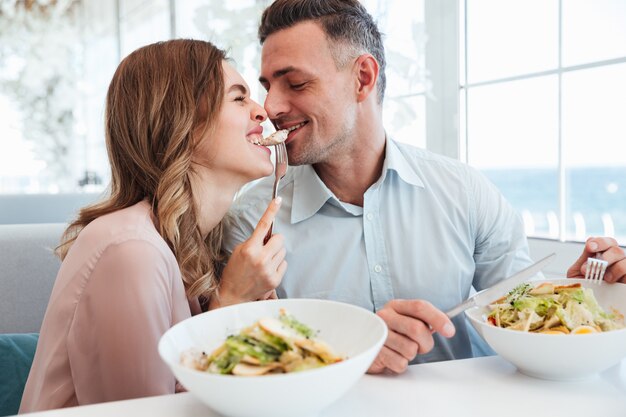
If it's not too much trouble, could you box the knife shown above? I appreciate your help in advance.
[445,253,556,319]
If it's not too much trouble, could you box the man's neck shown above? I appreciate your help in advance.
[313,126,386,207]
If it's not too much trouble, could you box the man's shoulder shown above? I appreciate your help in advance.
[391,140,477,178]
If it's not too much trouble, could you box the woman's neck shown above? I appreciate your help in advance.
[190,165,242,238]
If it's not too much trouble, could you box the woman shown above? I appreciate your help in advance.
[20,39,286,412]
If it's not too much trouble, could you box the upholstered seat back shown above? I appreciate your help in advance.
[0,223,65,333]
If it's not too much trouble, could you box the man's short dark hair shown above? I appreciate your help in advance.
[258,0,386,103]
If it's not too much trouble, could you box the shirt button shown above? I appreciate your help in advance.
[374,264,382,273]
[366,213,374,221]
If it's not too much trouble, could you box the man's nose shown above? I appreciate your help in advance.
[263,89,289,120]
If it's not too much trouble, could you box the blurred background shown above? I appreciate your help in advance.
[0,0,624,249]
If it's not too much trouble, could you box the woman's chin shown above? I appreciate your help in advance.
[246,164,274,182]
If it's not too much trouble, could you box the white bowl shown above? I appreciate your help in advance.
[158,299,387,417]
[466,278,626,380]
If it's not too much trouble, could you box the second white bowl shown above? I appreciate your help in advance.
[466,278,626,380]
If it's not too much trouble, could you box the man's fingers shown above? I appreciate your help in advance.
[380,310,432,348]
[384,329,418,360]
[387,299,455,338]
[250,197,282,241]
[367,346,408,375]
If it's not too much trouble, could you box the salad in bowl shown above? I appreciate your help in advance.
[466,278,626,380]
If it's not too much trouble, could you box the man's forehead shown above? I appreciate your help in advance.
[262,20,326,48]
[260,24,333,79]
[261,22,331,58]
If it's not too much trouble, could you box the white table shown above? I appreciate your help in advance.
[20,356,626,417]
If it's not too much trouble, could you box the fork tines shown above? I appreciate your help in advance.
[585,255,608,284]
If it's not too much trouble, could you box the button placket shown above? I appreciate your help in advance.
[362,187,394,311]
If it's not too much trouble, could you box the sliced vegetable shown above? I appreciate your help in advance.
[487,282,624,334]
[180,310,345,375]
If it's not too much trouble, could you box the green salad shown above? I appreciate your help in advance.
[487,282,624,334]
[181,309,344,376]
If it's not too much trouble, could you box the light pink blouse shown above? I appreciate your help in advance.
[20,201,197,412]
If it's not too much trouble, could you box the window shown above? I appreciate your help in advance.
[460,0,626,244]
[0,0,426,201]
[2,0,623,250]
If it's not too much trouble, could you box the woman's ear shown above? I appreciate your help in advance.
[354,54,379,103]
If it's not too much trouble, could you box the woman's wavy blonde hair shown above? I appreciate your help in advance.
[57,39,227,299]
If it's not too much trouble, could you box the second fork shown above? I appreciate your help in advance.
[585,252,608,283]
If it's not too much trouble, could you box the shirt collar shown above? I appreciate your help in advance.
[381,136,425,188]
[291,165,334,224]
[290,137,424,224]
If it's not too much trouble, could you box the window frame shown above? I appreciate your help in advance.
[2,0,623,267]
[423,0,617,260]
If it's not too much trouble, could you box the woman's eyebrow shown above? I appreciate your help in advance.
[227,84,248,95]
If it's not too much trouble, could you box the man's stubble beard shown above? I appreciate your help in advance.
[287,121,355,167]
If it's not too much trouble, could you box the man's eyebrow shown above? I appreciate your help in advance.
[227,84,248,95]
[258,66,297,84]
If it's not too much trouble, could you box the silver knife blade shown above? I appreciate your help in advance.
[446,253,556,319]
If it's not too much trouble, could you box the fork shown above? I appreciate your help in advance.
[263,142,288,244]
[585,252,608,284]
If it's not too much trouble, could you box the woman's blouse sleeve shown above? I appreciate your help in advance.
[66,239,183,404]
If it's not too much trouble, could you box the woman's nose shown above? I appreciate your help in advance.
[252,101,267,122]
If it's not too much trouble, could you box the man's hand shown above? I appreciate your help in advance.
[567,236,626,283]
[211,198,287,308]
[368,299,456,374]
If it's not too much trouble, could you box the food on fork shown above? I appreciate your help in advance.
[180,309,344,376]
[486,282,624,334]
[258,129,288,146]
[253,121,308,146]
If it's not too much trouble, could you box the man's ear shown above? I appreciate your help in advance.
[354,54,379,103]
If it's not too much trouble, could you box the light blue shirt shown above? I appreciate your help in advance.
[223,137,533,362]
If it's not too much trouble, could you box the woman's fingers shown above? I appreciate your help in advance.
[215,198,287,306]
[573,237,626,282]
[250,197,282,243]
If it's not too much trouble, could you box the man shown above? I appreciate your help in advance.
[223,0,626,374]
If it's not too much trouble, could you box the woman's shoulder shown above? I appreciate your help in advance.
[81,200,157,240]
[71,201,177,269]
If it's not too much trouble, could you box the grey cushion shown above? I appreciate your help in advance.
[0,333,39,417]
[0,223,65,333]
[0,193,99,225]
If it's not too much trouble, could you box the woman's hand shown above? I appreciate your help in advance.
[211,197,287,308]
